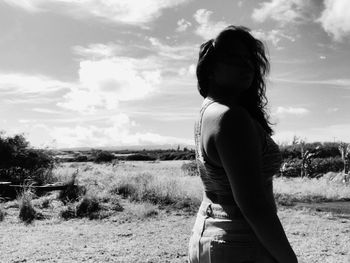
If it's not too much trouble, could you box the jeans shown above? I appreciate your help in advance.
[187,200,279,263]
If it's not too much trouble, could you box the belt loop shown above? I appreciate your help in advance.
[205,203,213,217]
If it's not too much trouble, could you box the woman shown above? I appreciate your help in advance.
[187,25,299,263]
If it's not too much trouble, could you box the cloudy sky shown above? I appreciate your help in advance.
[1,0,350,149]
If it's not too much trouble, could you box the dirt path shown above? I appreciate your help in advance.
[1,200,350,263]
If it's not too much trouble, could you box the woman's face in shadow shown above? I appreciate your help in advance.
[210,42,255,95]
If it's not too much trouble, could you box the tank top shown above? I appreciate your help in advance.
[194,98,283,212]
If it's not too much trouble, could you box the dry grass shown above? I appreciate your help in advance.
[0,204,5,221]
[17,189,39,224]
[0,160,349,262]
[273,173,350,203]
[52,161,350,209]
[53,161,202,210]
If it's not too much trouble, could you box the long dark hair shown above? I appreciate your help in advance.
[196,25,276,136]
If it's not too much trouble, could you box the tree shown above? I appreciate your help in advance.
[338,142,350,174]
[293,136,320,178]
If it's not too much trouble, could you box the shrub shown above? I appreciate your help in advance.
[110,172,182,206]
[125,154,157,161]
[40,198,51,209]
[0,205,5,221]
[0,131,58,186]
[17,189,37,224]
[280,158,302,178]
[31,167,59,187]
[308,157,344,176]
[76,195,101,219]
[112,183,137,199]
[181,160,199,176]
[58,170,87,205]
[158,151,193,160]
[93,150,115,163]
[59,204,76,220]
[75,155,88,162]
[99,194,124,212]
[279,142,347,159]
[280,157,344,178]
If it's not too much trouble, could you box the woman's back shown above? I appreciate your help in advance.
[194,97,283,212]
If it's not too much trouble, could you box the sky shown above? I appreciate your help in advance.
[1,0,350,149]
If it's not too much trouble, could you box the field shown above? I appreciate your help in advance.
[1,160,350,263]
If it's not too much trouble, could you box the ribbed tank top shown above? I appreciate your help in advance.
[194,98,283,212]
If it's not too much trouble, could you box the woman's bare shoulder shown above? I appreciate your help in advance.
[214,103,253,131]
[208,101,248,118]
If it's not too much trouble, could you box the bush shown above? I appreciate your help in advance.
[17,189,37,224]
[76,195,101,219]
[280,157,344,178]
[74,155,88,162]
[280,158,302,178]
[279,142,346,159]
[58,170,87,205]
[112,183,137,198]
[158,151,194,160]
[181,160,199,176]
[0,206,5,221]
[309,157,344,176]
[59,204,76,220]
[0,131,57,186]
[110,172,182,206]
[92,150,115,163]
[125,154,157,161]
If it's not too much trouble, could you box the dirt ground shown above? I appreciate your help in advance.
[1,199,350,263]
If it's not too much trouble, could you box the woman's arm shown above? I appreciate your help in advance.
[215,105,298,263]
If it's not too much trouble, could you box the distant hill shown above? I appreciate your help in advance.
[55,143,195,152]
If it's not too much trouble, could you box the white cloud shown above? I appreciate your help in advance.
[57,57,162,113]
[0,73,71,95]
[73,37,197,62]
[316,0,350,42]
[71,43,124,59]
[270,77,350,88]
[18,119,32,124]
[193,9,229,39]
[4,111,195,148]
[176,18,192,32]
[1,37,196,116]
[326,107,339,113]
[252,0,317,26]
[178,63,196,77]
[147,37,196,60]
[274,106,310,116]
[16,114,193,148]
[252,0,350,42]
[32,108,65,114]
[251,29,296,50]
[3,0,192,26]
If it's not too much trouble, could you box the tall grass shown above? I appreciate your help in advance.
[109,171,201,210]
[273,173,350,203]
[0,204,5,221]
[17,189,38,224]
[52,161,350,217]
[57,169,87,204]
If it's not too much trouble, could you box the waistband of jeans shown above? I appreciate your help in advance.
[199,200,245,219]
[204,190,237,205]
